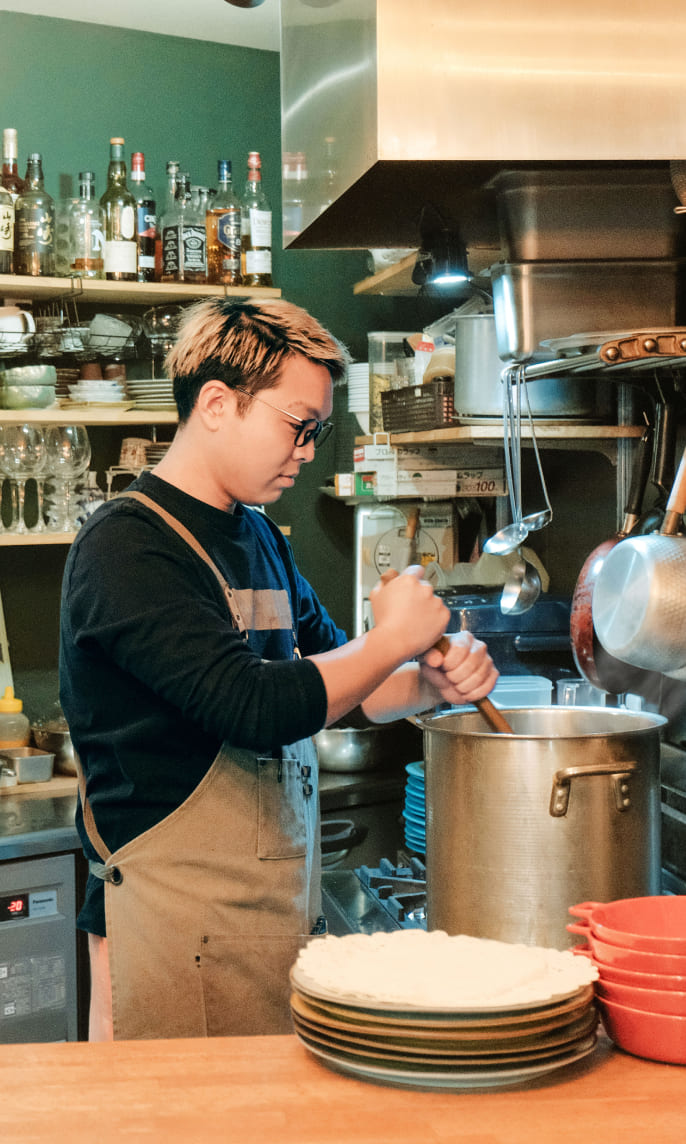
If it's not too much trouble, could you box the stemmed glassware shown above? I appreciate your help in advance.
[0,423,46,534]
[44,425,91,532]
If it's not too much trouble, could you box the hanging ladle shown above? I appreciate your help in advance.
[483,366,529,555]
[499,550,542,615]
[519,366,553,533]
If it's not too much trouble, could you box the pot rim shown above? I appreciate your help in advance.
[418,705,667,738]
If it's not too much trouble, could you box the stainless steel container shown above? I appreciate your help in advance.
[453,313,612,420]
[420,706,666,950]
[491,260,684,362]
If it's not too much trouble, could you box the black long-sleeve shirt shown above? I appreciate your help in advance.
[59,472,346,933]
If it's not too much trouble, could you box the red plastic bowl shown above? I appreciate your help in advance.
[569,897,686,954]
[572,943,686,990]
[567,923,686,975]
[596,979,686,1017]
[598,996,686,1064]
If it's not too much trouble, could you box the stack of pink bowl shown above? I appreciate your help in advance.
[568,896,686,1065]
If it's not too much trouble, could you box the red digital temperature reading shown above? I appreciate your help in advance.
[0,893,29,921]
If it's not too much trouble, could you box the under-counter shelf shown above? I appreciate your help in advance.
[0,274,281,306]
[356,424,643,459]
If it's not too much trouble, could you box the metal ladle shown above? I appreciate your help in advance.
[500,549,542,615]
[519,367,553,533]
[483,368,529,555]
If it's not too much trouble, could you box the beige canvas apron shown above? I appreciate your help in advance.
[77,491,322,1040]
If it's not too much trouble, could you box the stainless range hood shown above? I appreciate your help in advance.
[280,0,686,258]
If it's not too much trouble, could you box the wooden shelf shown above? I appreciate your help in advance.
[0,274,281,307]
[0,407,177,426]
[357,424,643,446]
[0,531,76,546]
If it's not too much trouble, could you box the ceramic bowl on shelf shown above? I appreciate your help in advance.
[597,995,686,1064]
[569,897,686,955]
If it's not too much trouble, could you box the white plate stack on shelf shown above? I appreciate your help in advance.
[66,379,131,408]
[290,930,600,1091]
[347,361,370,435]
[126,379,175,411]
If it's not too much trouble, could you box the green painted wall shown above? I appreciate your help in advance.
[1,12,450,718]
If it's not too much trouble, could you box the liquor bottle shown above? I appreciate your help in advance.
[0,184,13,274]
[206,159,242,286]
[100,137,137,281]
[241,151,272,287]
[155,160,179,280]
[1,129,26,202]
[130,151,157,283]
[13,153,55,277]
[68,171,105,279]
[178,172,207,284]
[161,172,191,282]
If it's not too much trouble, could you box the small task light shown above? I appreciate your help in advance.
[412,227,470,288]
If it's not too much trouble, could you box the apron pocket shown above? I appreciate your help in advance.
[257,755,307,859]
[197,933,308,1036]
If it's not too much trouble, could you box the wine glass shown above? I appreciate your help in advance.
[44,425,91,532]
[0,424,46,534]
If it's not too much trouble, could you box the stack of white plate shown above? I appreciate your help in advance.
[290,931,599,1091]
[403,762,426,855]
[347,361,370,434]
[66,380,130,408]
[127,379,175,411]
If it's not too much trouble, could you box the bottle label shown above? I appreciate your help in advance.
[16,209,54,250]
[181,225,206,272]
[136,205,157,240]
[248,208,271,247]
[217,212,241,259]
[162,224,180,275]
[245,249,272,275]
[104,239,137,273]
[120,205,135,240]
[0,203,13,252]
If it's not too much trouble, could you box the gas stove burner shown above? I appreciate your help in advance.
[356,857,427,929]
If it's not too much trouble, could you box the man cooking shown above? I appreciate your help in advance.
[59,298,498,1041]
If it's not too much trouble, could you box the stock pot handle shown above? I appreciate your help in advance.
[549,760,637,818]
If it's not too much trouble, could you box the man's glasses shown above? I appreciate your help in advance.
[234,386,333,449]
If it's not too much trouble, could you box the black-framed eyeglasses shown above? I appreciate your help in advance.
[234,386,333,449]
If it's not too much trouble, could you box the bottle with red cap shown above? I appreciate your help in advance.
[130,151,157,283]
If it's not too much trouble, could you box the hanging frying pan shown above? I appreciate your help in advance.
[629,391,677,535]
[570,422,655,692]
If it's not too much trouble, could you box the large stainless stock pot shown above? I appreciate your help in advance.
[419,706,665,950]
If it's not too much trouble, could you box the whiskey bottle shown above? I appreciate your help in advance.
[68,172,105,279]
[179,173,207,283]
[241,151,272,287]
[100,137,137,281]
[0,184,13,274]
[1,129,26,202]
[14,153,55,277]
[130,151,157,283]
[160,171,185,282]
[156,160,179,280]
[206,159,242,286]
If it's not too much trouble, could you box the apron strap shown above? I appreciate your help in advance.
[121,490,248,637]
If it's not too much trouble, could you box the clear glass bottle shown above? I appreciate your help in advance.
[179,172,207,284]
[0,184,13,274]
[160,171,187,282]
[13,153,55,277]
[100,137,137,281]
[156,160,179,281]
[130,151,157,283]
[68,171,105,279]
[241,151,272,287]
[206,159,242,286]
[1,129,26,202]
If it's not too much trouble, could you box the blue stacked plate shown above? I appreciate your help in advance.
[403,761,426,854]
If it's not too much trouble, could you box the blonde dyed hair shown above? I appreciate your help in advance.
[165,298,350,423]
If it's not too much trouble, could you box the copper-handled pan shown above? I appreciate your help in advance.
[570,421,655,693]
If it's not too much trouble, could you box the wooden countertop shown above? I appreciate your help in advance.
[0,1032,683,1143]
